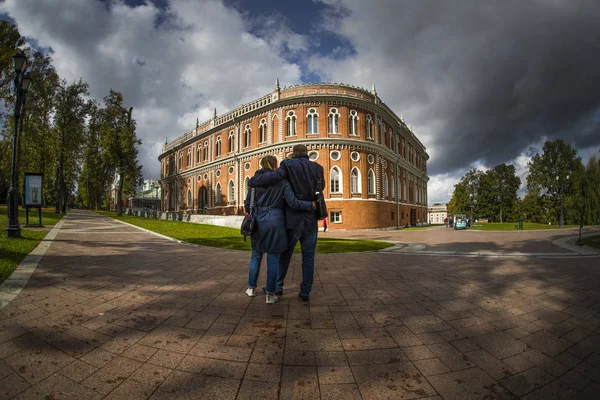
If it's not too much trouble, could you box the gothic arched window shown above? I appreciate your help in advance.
[328,107,340,133]
[307,108,319,134]
[349,110,359,136]
[330,166,341,193]
[244,125,251,147]
[351,167,361,194]
[259,119,267,143]
[286,111,296,137]
[368,169,376,195]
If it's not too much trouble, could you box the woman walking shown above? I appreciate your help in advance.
[244,155,314,304]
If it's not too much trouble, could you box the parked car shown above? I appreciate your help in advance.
[454,214,468,230]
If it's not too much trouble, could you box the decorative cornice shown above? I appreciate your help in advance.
[161,83,427,155]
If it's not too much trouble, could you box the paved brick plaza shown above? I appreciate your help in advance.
[1,210,599,399]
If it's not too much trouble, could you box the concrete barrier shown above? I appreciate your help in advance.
[125,208,244,229]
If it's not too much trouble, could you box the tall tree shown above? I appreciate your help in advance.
[527,139,580,227]
[100,90,142,216]
[53,79,89,213]
[486,164,521,223]
[0,20,25,100]
[15,51,60,207]
[79,100,110,209]
[447,169,482,217]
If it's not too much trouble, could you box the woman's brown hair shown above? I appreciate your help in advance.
[260,155,278,171]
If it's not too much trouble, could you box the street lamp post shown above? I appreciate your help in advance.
[469,193,474,227]
[556,174,570,228]
[6,52,31,238]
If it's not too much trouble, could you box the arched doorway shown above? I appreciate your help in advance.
[199,186,208,214]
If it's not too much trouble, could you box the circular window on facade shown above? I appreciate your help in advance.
[197,175,201,181]
[204,173,208,180]
[228,166,234,174]
[187,178,191,184]
[244,162,251,171]
[215,170,221,178]
[367,154,375,164]
[350,151,360,162]
[308,151,319,161]
[330,150,341,161]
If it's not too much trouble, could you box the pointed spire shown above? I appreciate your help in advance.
[164,137,168,145]
[213,108,217,119]
[371,83,377,95]
[196,117,199,128]
[275,78,280,90]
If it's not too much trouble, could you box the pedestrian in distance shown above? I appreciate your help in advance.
[323,218,328,232]
[244,155,315,304]
[250,144,325,302]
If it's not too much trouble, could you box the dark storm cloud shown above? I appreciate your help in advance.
[319,0,600,175]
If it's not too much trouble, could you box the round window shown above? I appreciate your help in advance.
[197,175,201,181]
[244,162,251,171]
[350,151,360,162]
[228,166,234,174]
[187,178,191,184]
[215,170,221,178]
[308,151,319,161]
[367,154,375,164]
[330,151,341,161]
[204,173,208,180]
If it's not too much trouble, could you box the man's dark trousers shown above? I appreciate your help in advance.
[277,218,318,296]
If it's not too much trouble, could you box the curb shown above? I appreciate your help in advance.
[0,217,66,309]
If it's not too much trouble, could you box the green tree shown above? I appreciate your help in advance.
[53,79,90,213]
[527,139,580,227]
[100,90,142,215]
[0,20,25,99]
[485,164,521,223]
[447,169,482,217]
[79,100,110,209]
[15,51,60,207]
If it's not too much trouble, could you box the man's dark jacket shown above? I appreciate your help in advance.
[249,154,325,231]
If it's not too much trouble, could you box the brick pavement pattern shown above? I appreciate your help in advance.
[0,210,599,399]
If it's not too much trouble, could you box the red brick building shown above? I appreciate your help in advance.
[158,81,429,230]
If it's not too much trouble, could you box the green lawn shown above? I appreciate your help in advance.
[470,222,581,231]
[581,235,600,249]
[95,211,393,253]
[0,205,64,283]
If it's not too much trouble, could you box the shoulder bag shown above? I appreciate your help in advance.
[240,188,256,241]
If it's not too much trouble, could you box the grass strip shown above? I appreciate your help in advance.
[470,222,581,231]
[580,235,600,250]
[0,205,64,283]
[95,210,393,254]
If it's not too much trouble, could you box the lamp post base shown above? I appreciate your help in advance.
[6,187,22,238]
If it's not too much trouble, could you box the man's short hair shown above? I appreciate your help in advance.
[292,144,308,157]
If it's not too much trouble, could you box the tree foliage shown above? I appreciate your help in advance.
[448,166,521,222]
[0,21,144,213]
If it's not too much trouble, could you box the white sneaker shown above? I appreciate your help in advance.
[246,287,258,297]
[265,294,279,304]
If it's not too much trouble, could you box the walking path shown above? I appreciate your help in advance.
[0,210,599,399]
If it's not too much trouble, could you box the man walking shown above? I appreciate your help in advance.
[249,144,324,301]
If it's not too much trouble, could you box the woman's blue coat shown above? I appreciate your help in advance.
[244,170,313,254]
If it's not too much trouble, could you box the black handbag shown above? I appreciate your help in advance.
[314,190,327,220]
[241,188,256,241]
[311,165,327,220]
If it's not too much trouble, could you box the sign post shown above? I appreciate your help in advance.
[24,173,43,227]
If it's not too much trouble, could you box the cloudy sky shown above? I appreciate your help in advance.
[2,0,599,204]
